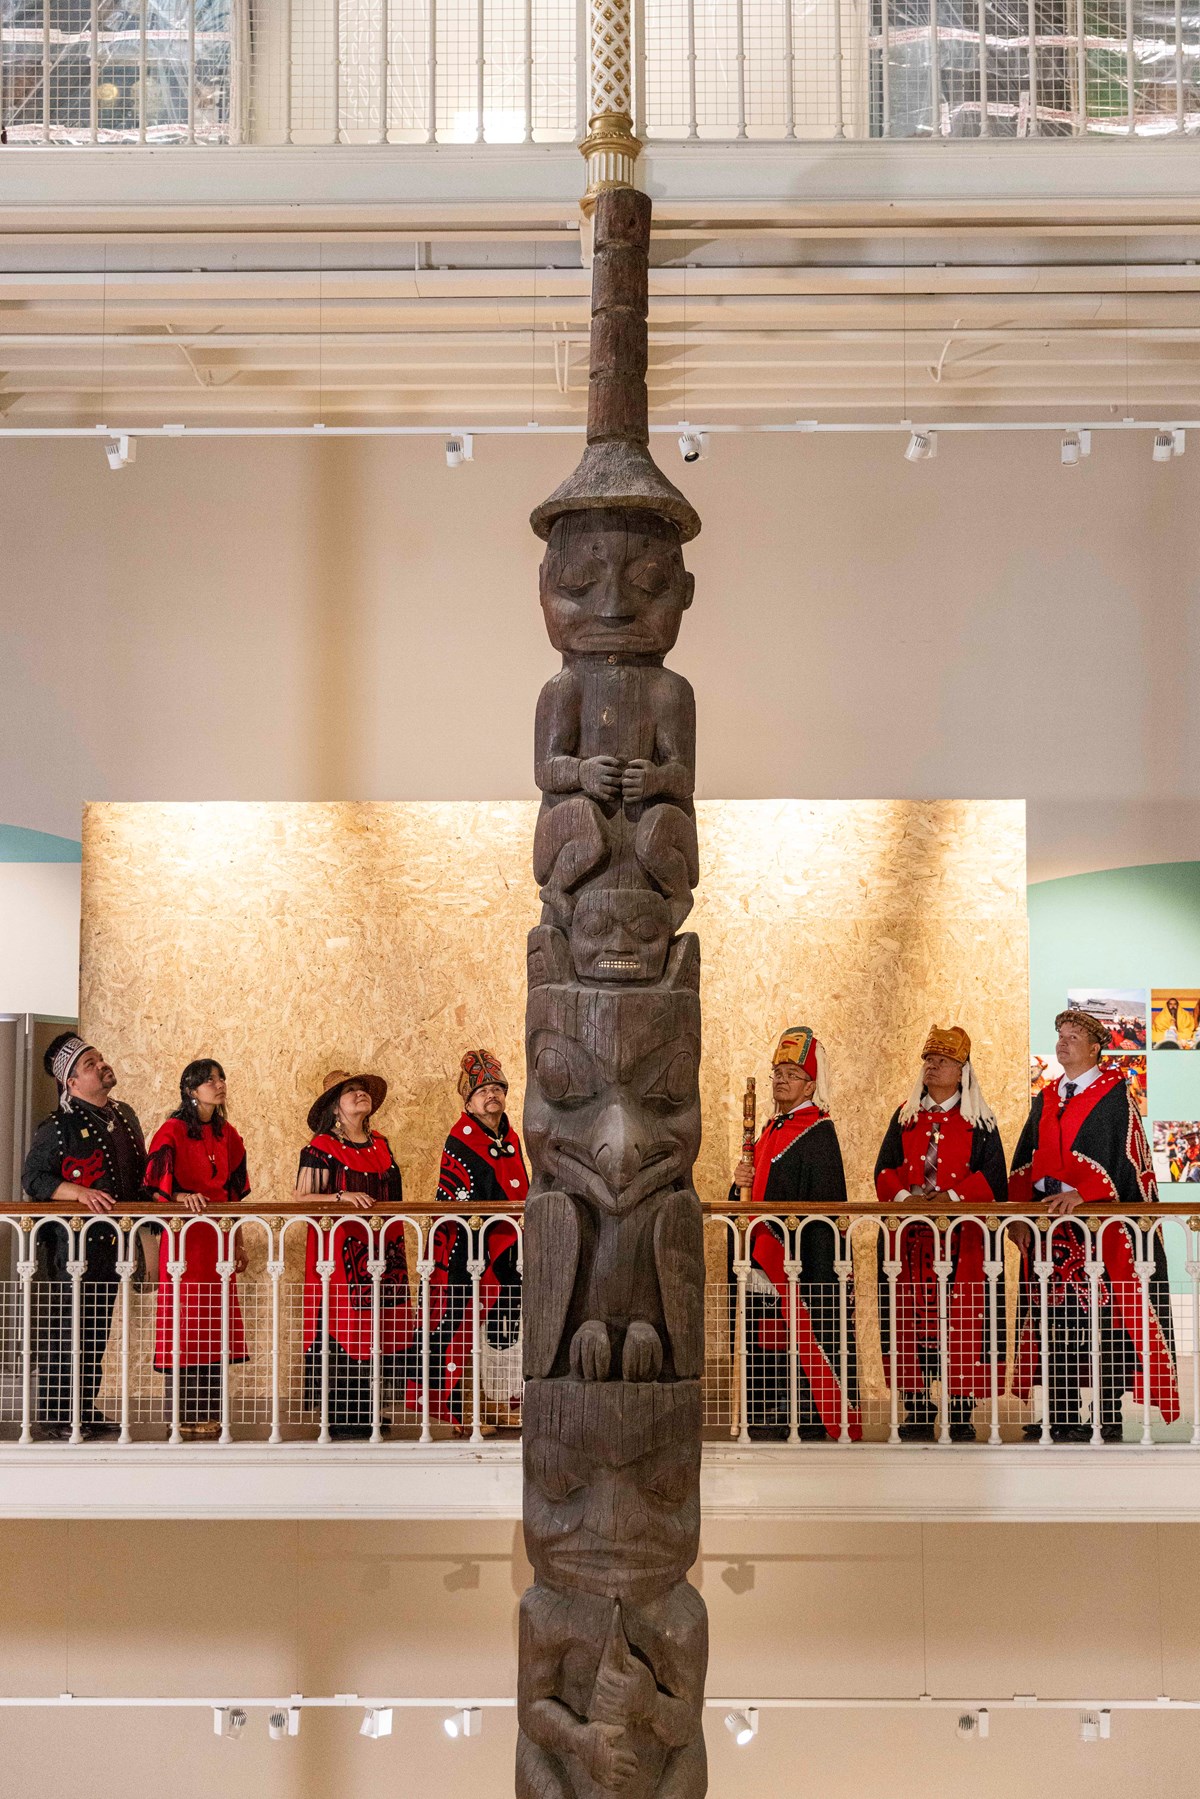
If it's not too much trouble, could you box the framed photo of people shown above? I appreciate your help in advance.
[1152,1121,1200,1184]
[1151,990,1200,1051]
[1101,1050,1147,1117]
[1066,988,1148,1054]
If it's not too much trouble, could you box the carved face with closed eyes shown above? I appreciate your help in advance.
[523,1378,701,1601]
[570,888,672,985]
[540,508,694,659]
[525,984,700,1216]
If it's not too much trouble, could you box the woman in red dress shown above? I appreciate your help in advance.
[143,1059,250,1441]
[296,1071,415,1441]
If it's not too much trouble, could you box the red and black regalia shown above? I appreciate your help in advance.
[298,1073,415,1440]
[20,1034,146,1435]
[429,1049,528,1428]
[143,1112,250,1424]
[874,1026,1007,1441]
[1009,1012,1179,1440]
[727,1028,859,1441]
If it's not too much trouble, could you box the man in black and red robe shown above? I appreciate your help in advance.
[21,1033,146,1440]
[729,1025,859,1442]
[1010,1007,1178,1443]
[875,1024,1007,1442]
[430,1049,528,1431]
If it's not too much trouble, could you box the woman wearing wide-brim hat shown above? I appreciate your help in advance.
[295,1070,415,1441]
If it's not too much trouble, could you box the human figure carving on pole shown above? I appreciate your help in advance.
[518,180,709,1798]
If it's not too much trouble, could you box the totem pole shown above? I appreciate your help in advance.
[517,46,709,1792]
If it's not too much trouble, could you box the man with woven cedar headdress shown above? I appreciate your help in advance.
[875,1025,1007,1443]
[1009,1007,1178,1442]
[729,1026,859,1441]
[431,1049,528,1432]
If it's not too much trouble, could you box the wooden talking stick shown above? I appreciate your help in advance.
[739,1075,756,1204]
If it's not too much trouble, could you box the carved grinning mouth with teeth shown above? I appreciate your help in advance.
[597,955,640,971]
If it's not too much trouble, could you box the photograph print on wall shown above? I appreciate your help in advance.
[1067,988,1148,1054]
[1101,1051,1148,1117]
[1152,1121,1200,1183]
[1151,990,1200,1051]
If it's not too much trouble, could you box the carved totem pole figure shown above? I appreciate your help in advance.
[519,183,708,1799]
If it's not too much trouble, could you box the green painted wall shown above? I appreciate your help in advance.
[1028,860,1200,1128]
[0,824,81,863]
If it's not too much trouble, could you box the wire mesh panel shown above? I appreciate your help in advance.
[0,1,236,142]
[247,0,575,142]
[866,0,1196,133]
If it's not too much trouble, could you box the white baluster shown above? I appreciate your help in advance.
[884,1244,901,1446]
[784,1233,800,1446]
[267,1249,284,1447]
[418,1254,434,1444]
[984,1238,1002,1447]
[934,1229,951,1446]
[368,1232,385,1447]
[115,1239,135,1447]
[1087,1225,1103,1445]
[17,1236,34,1447]
[217,1229,234,1447]
[167,1230,185,1447]
[835,1227,852,1446]
[67,1232,86,1447]
[467,1228,486,1448]
[733,1233,751,1448]
[316,1252,335,1446]
[1136,1233,1155,1447]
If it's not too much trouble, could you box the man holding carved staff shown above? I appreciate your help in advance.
[728,1026,859,1441]
[1009,1007,1178,1442]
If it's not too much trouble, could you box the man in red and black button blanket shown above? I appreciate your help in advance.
[21,1033,146,1440]
[1009,1008,1178,1443]
[430,1049,529,1432]
[875,1025,1008,1442]
[728,1026,859,1441]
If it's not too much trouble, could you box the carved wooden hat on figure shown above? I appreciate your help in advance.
[518,182,709,1799]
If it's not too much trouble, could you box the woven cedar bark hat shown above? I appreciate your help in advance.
[1054,1008,1110,1048]
[307,1068,388,1135]
[530,188,701,546]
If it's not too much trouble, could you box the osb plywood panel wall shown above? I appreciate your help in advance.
[81,800,1026,1406]
[81,799,1027,1209]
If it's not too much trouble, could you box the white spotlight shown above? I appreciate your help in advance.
[444,1707,482,1739]
[445,433,474,468]
[103,434,135,471]
[904,430,937,462]
[1151,429,1185,462]
[267,1705,300,1741]
[360,1707,394,1740]
[1080,1709,1111,1742]
[724,1707,759,1746]
[213,1706,246,1739]
[677,432,706,464]
[1061,433,1081,466]
[958,1709,989,1740]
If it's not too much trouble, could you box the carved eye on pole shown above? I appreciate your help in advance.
[649,1051,696,1107]
[534,1046,572,1101]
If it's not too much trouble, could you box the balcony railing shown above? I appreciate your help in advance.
[1,1198,1197,1450]
[0,0,1196,148]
